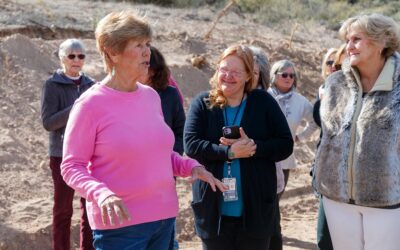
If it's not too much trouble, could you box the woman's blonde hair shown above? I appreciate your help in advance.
[95,11,152,73]
[208,45,255,108]
[333,43,347,70]
[339,13,400,58]
[321,48,337,79]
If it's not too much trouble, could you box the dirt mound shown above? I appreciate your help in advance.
[1,34,57,73]
[0,1,341,249]
[0,34,53,249]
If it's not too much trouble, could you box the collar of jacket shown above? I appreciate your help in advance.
[341,52,400,92]
[51,69,94,85]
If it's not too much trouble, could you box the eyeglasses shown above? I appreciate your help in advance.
[277,72,295,79]
[326,60,334,66]
[67,54,86,60]
[218,67,245,78]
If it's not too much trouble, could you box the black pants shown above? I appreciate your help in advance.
[269,196,283,250]
[202,216,271,250]
[269,168,287,250]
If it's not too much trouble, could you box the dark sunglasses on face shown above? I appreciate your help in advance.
[277,72,295,79]
[326,60,334,66]
[67,54,86,60]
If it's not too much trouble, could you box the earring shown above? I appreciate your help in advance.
[111,66,115,77]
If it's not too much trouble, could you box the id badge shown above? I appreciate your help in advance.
[222,177,238,202]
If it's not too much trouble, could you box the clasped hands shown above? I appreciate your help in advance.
[220,127,256,159]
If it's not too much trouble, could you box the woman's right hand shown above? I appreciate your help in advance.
[100,195,131,226]
[190,166,229,193]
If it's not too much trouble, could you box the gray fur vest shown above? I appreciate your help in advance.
[315,53,400,207]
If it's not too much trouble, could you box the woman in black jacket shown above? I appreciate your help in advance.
[41,38,94,250]
[184,44,293,250]
[140,46,185,155]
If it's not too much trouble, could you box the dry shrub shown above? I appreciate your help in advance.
[236,0,399,31]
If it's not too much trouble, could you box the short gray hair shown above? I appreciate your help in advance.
[58,39,85,60]
[339,13,400,58]
[249,46,270,89]
[270,59,298,88]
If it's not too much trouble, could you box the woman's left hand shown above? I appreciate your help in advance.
[190,166,228,192]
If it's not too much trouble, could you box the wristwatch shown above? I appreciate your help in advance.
[228,148,235,160]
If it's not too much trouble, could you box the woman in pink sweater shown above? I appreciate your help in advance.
[61,11,226,250]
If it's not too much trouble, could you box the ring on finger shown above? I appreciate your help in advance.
[107,207,112,214]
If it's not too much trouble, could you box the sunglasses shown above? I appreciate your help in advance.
[67,54,86,60]
[277,72,295,79]
[326,60,334,66]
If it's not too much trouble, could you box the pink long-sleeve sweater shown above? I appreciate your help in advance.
[61,82,199,230]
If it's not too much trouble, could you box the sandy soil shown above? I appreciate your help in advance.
[0,0,342,249]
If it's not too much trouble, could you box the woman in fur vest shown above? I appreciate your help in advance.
[315,13,400,250]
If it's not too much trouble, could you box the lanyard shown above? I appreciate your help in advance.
[224,94,245,178]
[227,161,233,178]
[223,94,245,126]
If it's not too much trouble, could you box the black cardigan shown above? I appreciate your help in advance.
[158,86,185,155]
[184,89,293,239]
[41,69,94,157]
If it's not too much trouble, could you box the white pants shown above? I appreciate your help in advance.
[323,197,400,250]
[276,164,285,194]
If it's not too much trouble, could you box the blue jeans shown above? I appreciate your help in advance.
[170,221,179,250]
[93,217,175,250]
